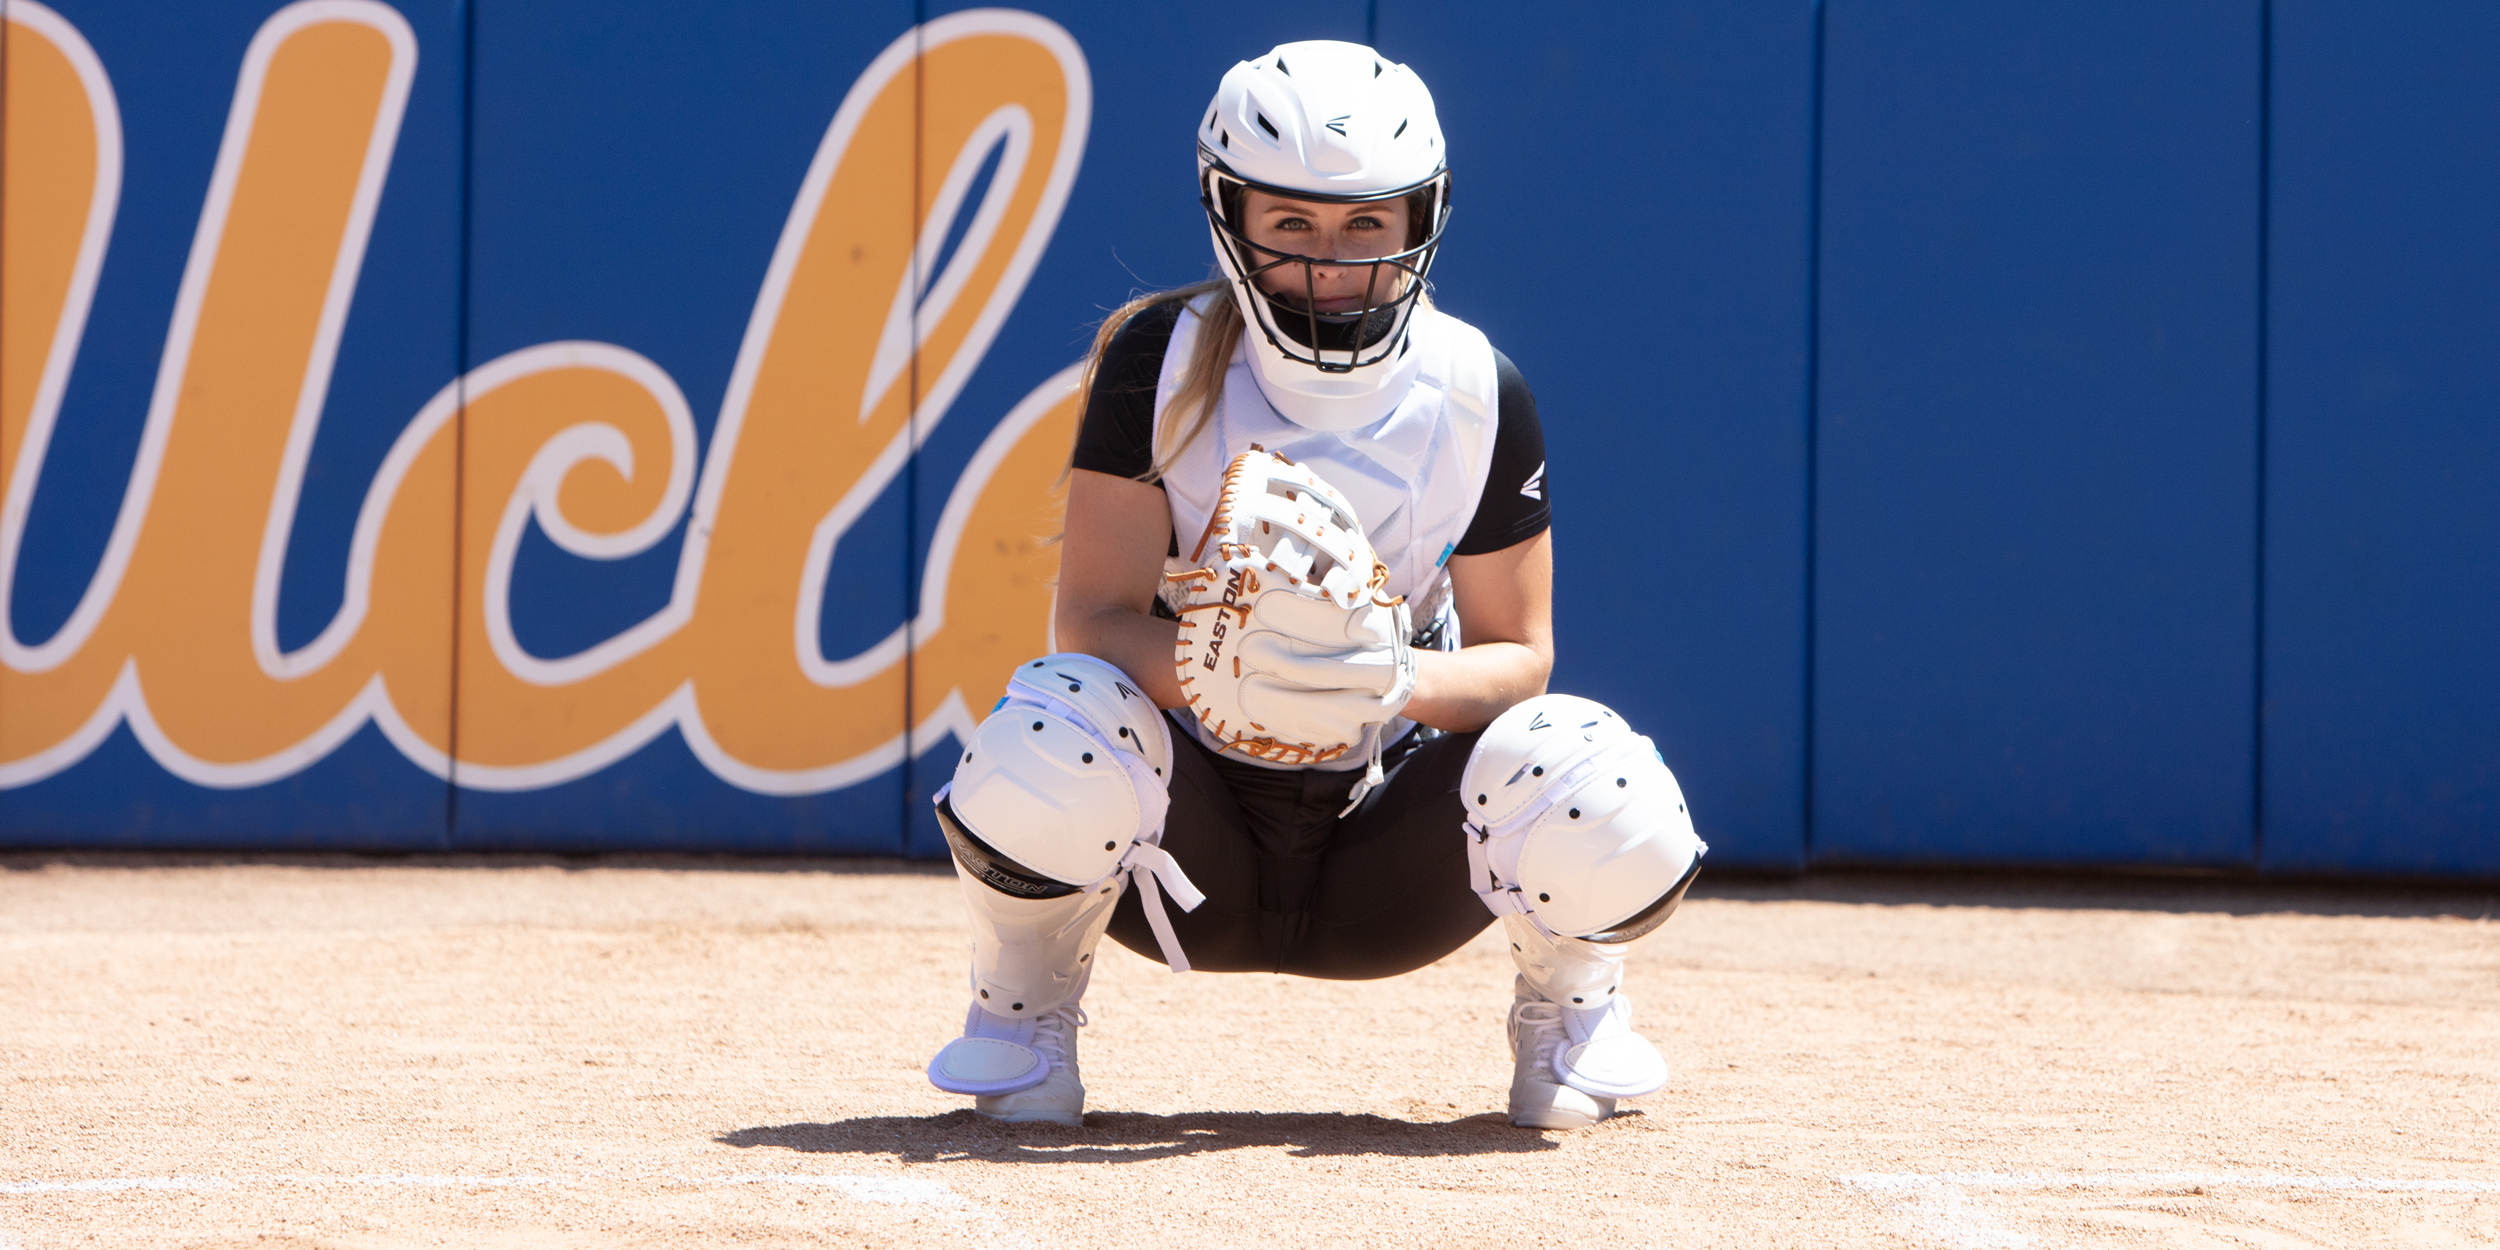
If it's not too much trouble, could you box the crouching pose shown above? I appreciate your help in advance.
[926,40,1704,1129]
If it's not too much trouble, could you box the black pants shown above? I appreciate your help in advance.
[1104,720,1496,979]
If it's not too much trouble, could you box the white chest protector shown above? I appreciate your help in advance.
[1154,297,1502,769]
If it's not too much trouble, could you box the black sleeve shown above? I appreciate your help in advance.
[1068,299,1184,486]
[1453,349,1552,556]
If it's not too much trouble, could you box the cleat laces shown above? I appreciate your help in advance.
[1029,1003,1086,1069]
[1513,999,1569,1080]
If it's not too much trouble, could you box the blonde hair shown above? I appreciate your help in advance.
[1074,279,1243,482]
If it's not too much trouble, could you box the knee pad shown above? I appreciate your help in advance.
[941,654,1175,894]
[1461,695,1707,946]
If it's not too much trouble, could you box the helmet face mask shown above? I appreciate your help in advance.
[1200,161,1451,374]
[1192,40,1452,430]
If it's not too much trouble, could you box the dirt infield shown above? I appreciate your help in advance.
[3,855,2496,1249]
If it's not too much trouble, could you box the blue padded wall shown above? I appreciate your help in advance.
[1378,1,1817,869]
[0,0,460,847]
[2262,2,2500,877]
[453,1,914,851]
[11,1,2500,877]
[1811,0,2262,866]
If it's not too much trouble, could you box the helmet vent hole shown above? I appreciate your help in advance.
[1256,113,1280,140]
[1118,727,1130,738]
[1274,56,1290,76]
[1568,808,1581,819]
[1539,893,1551,902]
[1373,59,1384,77]
[1679,803,1686,812]
[1081,753,1094,764]
[1104,841,1116,852]
[1067,683,1081,693]
[1617,778,1627,788]
[1531,766,1543,777]
[1220,129,1230,149]
[1476,794,1487,805]
[1393,118,1408,139]
[1031,721,1044,732]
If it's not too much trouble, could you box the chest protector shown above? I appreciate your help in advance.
[1154,297,1502,769]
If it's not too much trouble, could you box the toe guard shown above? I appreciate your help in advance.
[927,1036,1050,1096]
[1555,1032,1668,1099]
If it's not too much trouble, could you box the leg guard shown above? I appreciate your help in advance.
[1463,694,1707,1105]
[1501,919,1664,1100]
[926,655,1204,1098]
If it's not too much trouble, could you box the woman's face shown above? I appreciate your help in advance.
[1237,189,1414,315]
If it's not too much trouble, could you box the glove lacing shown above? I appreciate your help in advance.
[1339,738,1388,816]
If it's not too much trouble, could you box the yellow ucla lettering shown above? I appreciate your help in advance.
[0,1,1083,793]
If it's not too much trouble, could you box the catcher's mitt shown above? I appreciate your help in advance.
[1168,447,1416,766]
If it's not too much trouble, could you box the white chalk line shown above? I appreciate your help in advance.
[1847,1170,2500,1195]
[1844,1170,2500,1250]
[2,1171,1034,1244]
[0,1173,559,1195]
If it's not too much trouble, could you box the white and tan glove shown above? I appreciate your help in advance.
[1169,448,1417,768]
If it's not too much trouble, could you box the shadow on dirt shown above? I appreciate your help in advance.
[718,1108,1588,1163]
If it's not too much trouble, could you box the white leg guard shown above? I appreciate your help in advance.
[925,862,1122,1098]
[1463,695,1708,1121]
[957,866,1123,1021]
[1503,917,1665,1100]
[924,655,1204,1105]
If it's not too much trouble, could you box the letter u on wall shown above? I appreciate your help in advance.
[0,2,1086,849]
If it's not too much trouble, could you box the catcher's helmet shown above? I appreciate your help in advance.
[1197,41,1451,432]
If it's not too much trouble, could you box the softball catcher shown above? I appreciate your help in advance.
[926,40,1705,1130]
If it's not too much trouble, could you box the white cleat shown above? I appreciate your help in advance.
[1510,997,1614,1128]
[972,1004,1085,1126]
[1506,975,1667,1129]
[928,1001,1088,1126]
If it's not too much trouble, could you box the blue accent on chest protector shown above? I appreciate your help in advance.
[1437,542,1456,568]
